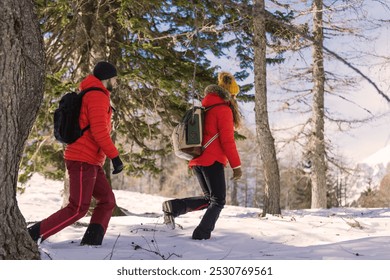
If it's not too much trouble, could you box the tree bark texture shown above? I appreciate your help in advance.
[0,0,45,259]
[253,0,281,216]
[309,0,327,208]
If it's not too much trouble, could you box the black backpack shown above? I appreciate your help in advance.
[54,87,105,144]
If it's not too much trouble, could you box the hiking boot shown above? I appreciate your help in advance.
[163,213,176,230]
[28,222,44,244]
[192,226,211,240]
[80,223,105,246]
[162,201,176,229]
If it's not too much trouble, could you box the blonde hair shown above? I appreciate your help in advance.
[229,97,242,129]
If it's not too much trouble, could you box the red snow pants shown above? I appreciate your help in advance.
[39,160,116,240]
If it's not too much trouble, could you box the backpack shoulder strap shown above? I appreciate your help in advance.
[78,87,106,133]
[202,133,219,151]
[204,102,229,111]
[79,87,106,97]
[201,102,229,151]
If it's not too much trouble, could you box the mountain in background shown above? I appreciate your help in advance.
[346,144,390,206]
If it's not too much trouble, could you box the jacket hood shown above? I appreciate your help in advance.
[79,75,109,95]
[204,84,231,101]
[202,84,231,107]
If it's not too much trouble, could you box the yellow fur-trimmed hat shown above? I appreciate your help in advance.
[218,71,239,96]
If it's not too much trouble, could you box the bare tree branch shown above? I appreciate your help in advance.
[263,11,390,103]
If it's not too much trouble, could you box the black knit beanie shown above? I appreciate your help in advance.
[93,61,117,80]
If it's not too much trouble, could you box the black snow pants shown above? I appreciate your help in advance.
[168,161,226,233]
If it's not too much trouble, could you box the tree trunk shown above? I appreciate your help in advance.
[231,180,239,206]
[0,0,45,259]
[253,0,281,216]
[310,0,327,208]
[61,161,70,208]
[77,0,110,73]
[105,158,127,216]
[60,0,127,216]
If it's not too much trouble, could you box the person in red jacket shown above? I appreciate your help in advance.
[28,61,124,246]
[162,72,242,240]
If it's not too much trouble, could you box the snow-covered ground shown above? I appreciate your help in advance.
[15,173,390,261]
[4,173,389,280]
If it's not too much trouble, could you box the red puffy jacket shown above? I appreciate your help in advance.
[189,85,241,169]
[64,75,119,166]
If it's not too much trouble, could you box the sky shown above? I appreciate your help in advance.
[3,173,390,279]
[211,1,390,164]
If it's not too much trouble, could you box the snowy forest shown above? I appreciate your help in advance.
[1,0,390,260]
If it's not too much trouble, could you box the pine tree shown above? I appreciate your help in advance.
[21,0,245,183]
[20,1,304,216]
[0,0,45,259]
[253,0,281,215]
[309,0,327,208]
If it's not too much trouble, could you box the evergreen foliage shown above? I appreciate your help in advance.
[21,0,296,191]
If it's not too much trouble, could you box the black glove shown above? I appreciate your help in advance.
[111,156,124,174]
[231,167,242,181]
